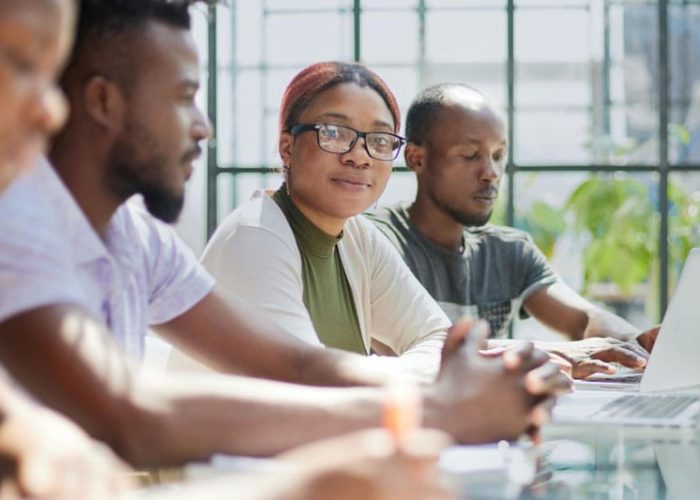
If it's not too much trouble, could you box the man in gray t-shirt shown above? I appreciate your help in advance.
[368,204,556,338]
[368,83,657,351]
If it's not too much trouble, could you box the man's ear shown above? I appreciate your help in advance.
[279,131,294,166]
[82,75,126,133]
[404,143,426,174]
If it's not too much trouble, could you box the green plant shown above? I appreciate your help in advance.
[565,173,657,295]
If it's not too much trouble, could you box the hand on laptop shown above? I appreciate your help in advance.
[426,318,571,443]
[636,325,660,353]
[545,337,650,379]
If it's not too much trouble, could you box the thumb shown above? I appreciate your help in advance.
[18,455,58,497]
[442,317,475,357]
[458,319,489,358]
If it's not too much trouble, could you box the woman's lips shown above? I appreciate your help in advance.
[331,176,371,191]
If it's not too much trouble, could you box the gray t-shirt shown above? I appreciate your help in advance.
[366,204,558,338]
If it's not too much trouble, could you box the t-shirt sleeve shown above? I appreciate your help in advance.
[0,180,88,323]
[201,222,322,346]
[133,209,215,326]
[517,233,559,318]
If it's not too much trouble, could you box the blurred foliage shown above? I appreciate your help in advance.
[515,201,566,259]
[503,172,700,305]
[565,173,656,295]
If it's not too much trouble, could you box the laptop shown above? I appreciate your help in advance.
[551,248,700,428]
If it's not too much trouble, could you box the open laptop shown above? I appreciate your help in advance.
[552,248,700,428]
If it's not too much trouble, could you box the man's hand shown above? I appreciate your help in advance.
[636,325,660,353]
[546,337,650,379]
[279,428,453,500]
[0,400,132,499]
[426,318,571,444]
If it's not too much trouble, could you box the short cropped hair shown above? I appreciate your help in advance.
[405,83,484,145]
[64,0,216,89]
[279,61,401,134]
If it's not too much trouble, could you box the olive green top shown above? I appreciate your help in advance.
[272,187,366,354]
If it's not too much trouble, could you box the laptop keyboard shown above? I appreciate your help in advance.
[594,394,699,420]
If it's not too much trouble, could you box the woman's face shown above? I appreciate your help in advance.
[0,0,74,193]
[279,82,396,236]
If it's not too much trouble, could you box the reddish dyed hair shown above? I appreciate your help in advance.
[279,61,401,134]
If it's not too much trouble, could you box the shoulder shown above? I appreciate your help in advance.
[0,160,75,262]
[365,203,410,231]
[468,224,536,246]
[214,190,292,238]
[202,190,299,268]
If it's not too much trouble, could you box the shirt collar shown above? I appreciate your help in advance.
[272,186,342,258]
[40,158,138,272]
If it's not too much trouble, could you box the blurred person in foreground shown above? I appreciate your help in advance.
[0,0,131,498]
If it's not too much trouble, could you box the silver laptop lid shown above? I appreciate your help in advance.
[641,248,700,392]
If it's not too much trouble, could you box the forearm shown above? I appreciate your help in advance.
[582,307,640,341]
[145,373,385,461]
[156,291,399,388]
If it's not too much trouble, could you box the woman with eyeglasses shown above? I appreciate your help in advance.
[202,61,450,380]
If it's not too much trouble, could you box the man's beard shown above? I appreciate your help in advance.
[430,189,493,228]
[106,130,184,224]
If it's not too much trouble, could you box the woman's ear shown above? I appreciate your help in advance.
[279,131,294,166]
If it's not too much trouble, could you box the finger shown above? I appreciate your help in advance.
[507,345,549,373]
[458,320,489,359]
[478,346,509,358]
[572,359,617,379]
[502,342,534,370]
[525,363,573,396]
[619,341,651,360]
[548,353,573,378]
[18,455,57,497]
[442,317,476,357]
[637,325,661,352]
[529,398,556,427]
[592,346,647,368]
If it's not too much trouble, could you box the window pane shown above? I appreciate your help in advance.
[669,3,700,165]
[513,172,658,328]
[265,12,353,65]
[427,0,505,7]
[266,0,350,8]
[376,171,417,207]
[668,172,700,293]
[229,70,263,166]
[363,0,418,7]
[515,110,590,164]
[426,10,506,64]
[361,11,418,64]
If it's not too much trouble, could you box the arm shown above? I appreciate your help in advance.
[0,371,132,498]
[490,283,650,378]
[0,304,569,467]
[154,288,401,387]
[523,282,640,341]
[0,305,393,466]
[363,220,448,380]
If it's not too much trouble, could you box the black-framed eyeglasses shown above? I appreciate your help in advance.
[290,123,405,161]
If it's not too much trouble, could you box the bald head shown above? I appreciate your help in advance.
[406,83,504,146]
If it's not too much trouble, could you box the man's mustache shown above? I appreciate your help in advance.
[182,145,202,162]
